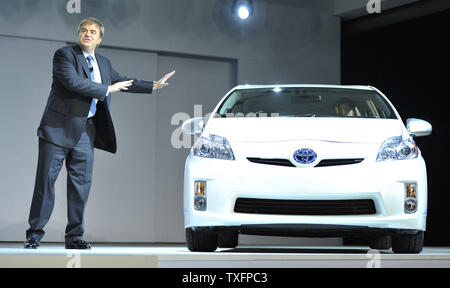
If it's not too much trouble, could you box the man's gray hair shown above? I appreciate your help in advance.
[77,17,105,38]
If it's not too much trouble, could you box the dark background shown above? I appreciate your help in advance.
[342,8,450,246]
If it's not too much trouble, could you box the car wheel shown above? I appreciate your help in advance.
[185,228,218,252]
[369,235,392,250]
[218,231,238,248]
[392,231,424,254]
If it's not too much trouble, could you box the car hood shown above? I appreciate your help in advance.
[204,117,404,144]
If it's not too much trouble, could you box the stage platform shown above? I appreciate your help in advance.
[1,243,449,268]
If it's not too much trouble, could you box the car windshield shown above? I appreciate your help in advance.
[216,87,397,119]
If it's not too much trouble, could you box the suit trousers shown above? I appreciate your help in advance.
[27,118,95,242]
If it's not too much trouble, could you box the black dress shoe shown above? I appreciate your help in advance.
[65,240,92,250]
[24,238,40,249]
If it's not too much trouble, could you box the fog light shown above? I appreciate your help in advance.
[195,181,206,195]
[405,183,417,198]
[194,195,207,211]
[404,183,417,213]
[404,198,417,214]
[194,181,207,211]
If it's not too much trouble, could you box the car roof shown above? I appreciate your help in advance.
[232,84,374,91]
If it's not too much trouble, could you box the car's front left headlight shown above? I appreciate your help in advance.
[193,134,235,160]
[377,136,418,161]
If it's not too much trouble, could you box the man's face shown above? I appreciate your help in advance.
[338,104,354,117]
[78,22,102,53]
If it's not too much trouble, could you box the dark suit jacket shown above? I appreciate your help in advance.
[37,45,154,153]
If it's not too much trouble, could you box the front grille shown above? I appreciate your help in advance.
[315,158,364,167]
[234,198,376,215]
[247,157,364,168]
[247,157,295,167]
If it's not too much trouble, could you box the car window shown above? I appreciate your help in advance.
[216,88,397,119]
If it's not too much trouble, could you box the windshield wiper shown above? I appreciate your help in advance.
[280,114,336,118]
[281,114,317,117]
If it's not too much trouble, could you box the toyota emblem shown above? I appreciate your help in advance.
[293,148,317,164]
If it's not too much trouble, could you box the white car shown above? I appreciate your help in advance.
[182,84,432,253]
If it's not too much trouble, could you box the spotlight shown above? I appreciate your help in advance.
[238,6,250,19]
[232,0,253,20]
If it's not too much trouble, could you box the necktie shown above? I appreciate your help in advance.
[86,55,97,117]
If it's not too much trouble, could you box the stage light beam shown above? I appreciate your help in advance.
[232,0,253,20]
[238,5,250,19]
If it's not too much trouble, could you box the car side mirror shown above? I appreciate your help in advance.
[407,118,432,137]
[182,117,205,135]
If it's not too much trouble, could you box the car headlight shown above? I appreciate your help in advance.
[376,136,418,161]
[193,134,235,160]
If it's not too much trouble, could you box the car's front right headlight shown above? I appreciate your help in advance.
[376,136,418,161]
[193,134,235,160]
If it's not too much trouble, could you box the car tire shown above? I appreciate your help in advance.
[185,228,218,252]
[369,235,392,250]
[392,231,424,254]
[218,231,238,248]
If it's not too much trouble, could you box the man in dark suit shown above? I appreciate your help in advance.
[25,17,175,249]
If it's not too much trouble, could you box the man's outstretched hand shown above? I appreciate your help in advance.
[154,70,176,90]
[108,80,134,94]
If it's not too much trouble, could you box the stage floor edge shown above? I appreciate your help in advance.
[1,243,450,268]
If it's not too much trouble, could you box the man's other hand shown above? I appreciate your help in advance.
[108,80,134,94]
[153,70,175,90]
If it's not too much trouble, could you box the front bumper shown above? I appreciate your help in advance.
[184,153,428,235]
[189,224,421,238]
